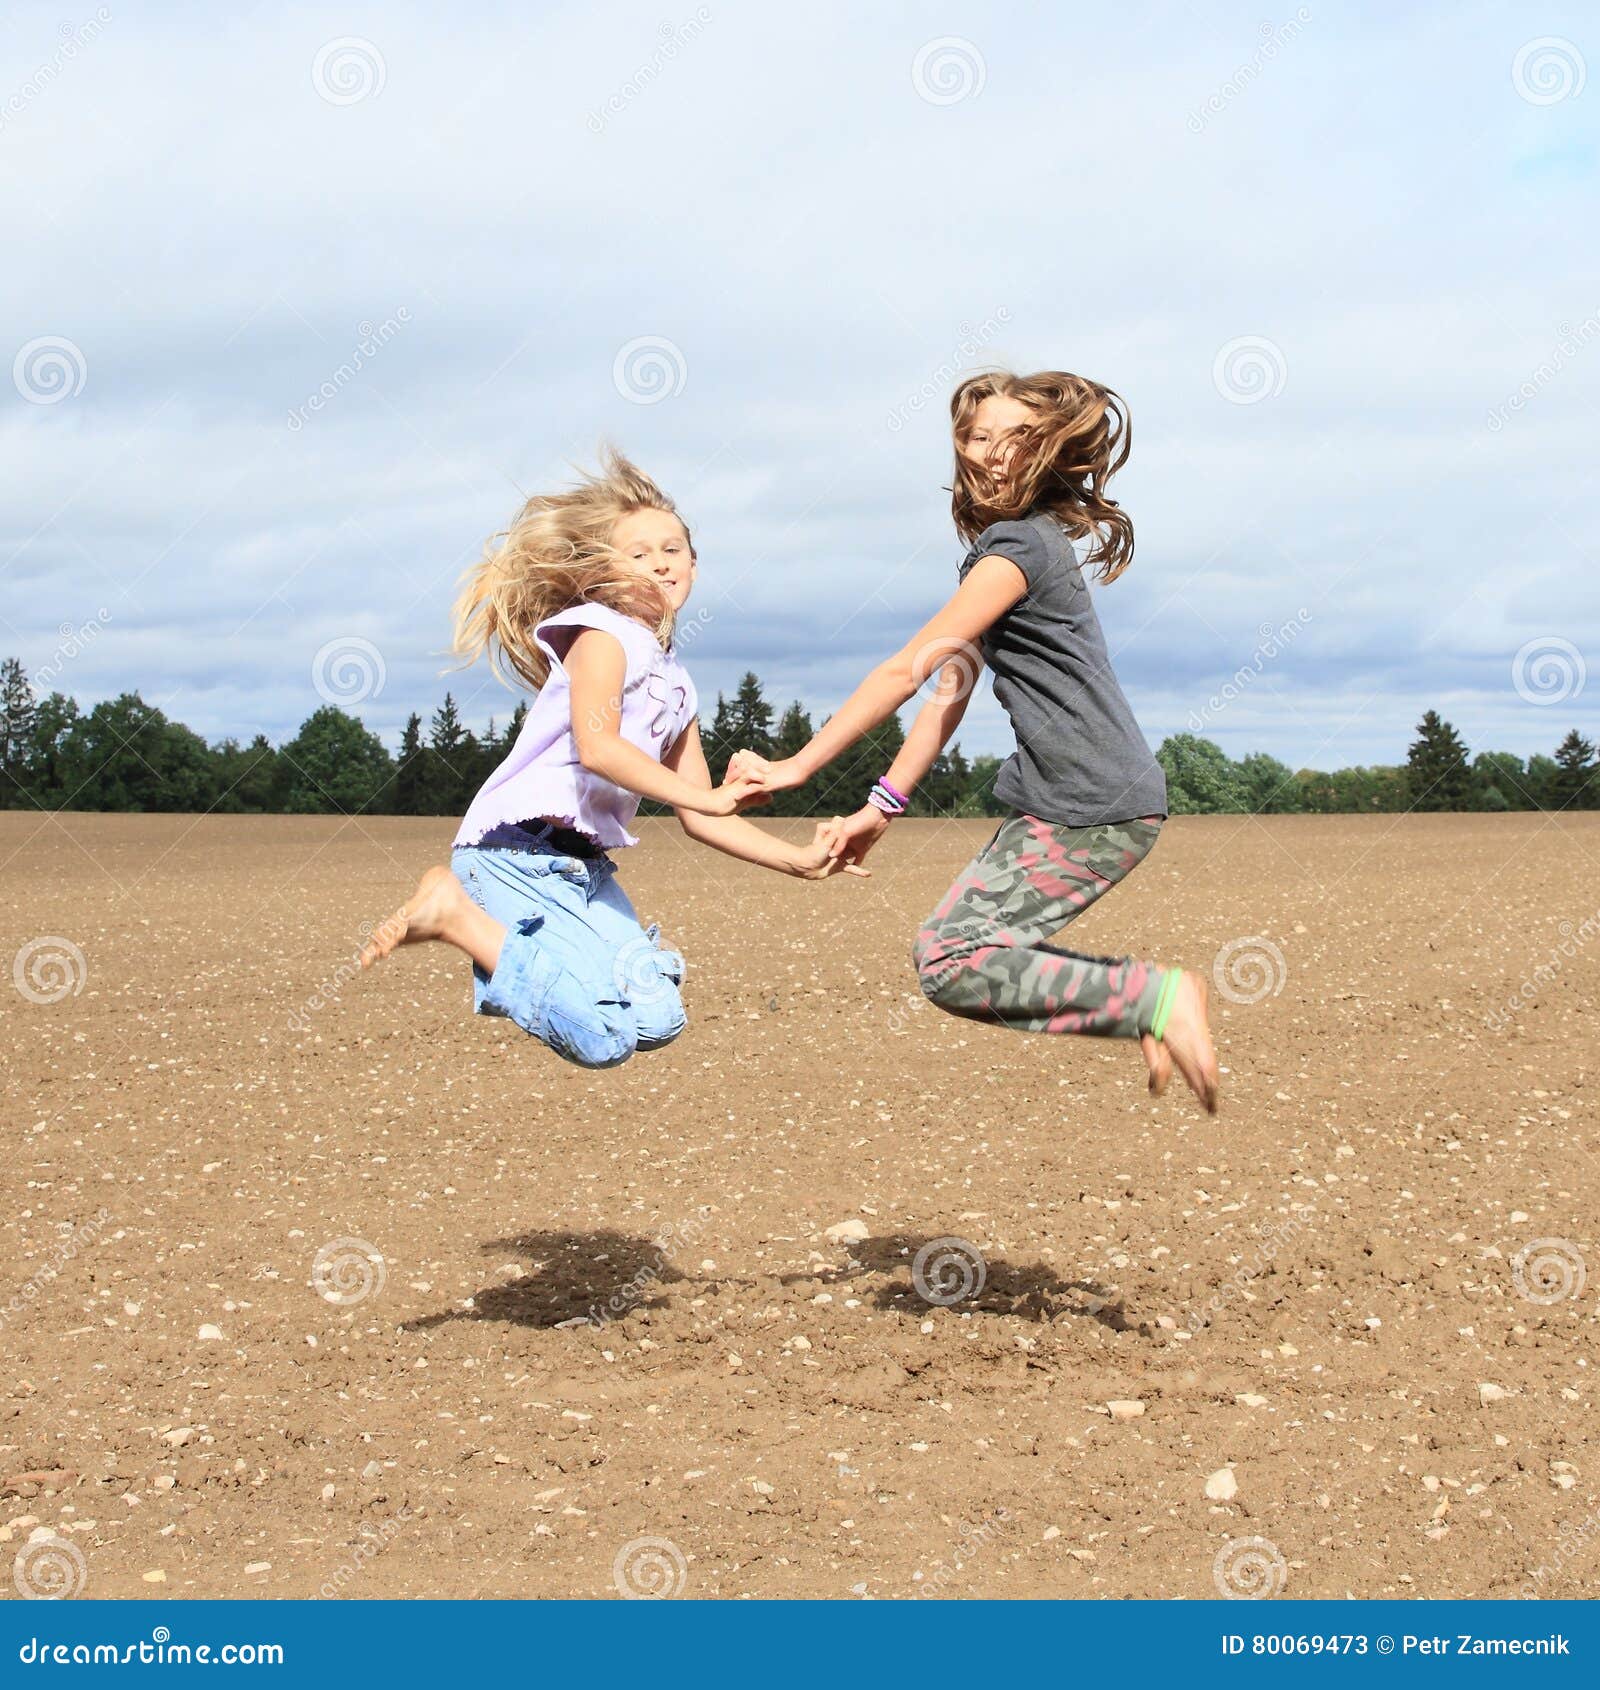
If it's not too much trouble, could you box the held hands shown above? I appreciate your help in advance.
[818,804,890,870]
[795,820,872,880]
[702,774,768,816]
[726,749,807,796]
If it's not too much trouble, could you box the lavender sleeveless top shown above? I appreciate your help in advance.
[454,603,699,851]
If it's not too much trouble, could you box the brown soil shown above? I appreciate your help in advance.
[2,812,1596,1600]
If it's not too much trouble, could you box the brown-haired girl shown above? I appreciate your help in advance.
[731,371,1219,1109]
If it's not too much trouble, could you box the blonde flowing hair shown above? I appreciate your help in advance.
[452,448,688,690]
[949,370,1135,582]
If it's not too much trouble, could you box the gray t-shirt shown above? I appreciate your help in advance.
[959,513,1167,827]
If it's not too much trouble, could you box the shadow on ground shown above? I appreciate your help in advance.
[402,1228,694,1332]
[787,1233,1140,1332]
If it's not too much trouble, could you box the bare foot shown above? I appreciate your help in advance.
[1161,971,1220,1113]
[359,865,468,967]
[1140,1032,1172,1097]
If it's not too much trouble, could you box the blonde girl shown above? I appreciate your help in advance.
[361,450,861,1067]
[732,372,1219,1110]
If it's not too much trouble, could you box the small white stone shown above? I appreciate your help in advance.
[790,1335,811,1351]
[1478,1382,1509,1406]
[196,1324,223,1342]
[244,1561,270,1574]
[1205,1467,1239,1501]
[161,1428,194,1448]
[1106,1400,1145,1421]
[1042,1525,1061,1541]
[1236,1393,1269,1409]
[361,1460,383,1480]
[824,1219,870,1244]
[751,1480,774,1497]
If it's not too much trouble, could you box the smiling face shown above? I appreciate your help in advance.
[612,506,696,612]
[959,392,1039,496]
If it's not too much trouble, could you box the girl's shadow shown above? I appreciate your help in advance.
[791,1233,1137,1332]
[402,1228,694,1332]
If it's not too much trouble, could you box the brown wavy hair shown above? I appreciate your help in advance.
[949,370,1135,581]
[451,447,687,691]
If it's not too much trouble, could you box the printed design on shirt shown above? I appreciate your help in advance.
[644,673,688,742]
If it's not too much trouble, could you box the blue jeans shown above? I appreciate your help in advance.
[451,829,686,1069]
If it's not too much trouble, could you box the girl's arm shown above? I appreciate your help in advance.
[567,629,757,817]
[665,721,868,879]
[731,555,1025,792]
[821,660,978,863]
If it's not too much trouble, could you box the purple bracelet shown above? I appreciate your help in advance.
[878,777,909,808]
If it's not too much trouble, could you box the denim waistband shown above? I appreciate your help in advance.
[461,820,607,860]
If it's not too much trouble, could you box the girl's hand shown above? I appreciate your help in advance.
[796,820,871,880]
[728,750,806,794]
[700,775,766,817]
[822,804,891,866]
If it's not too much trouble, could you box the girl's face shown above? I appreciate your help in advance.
[961,393,1038,496]
[613,507,696,611]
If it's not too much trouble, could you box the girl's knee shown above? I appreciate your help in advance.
[634,996,687,1052]
[913,924,971,1010]
[542,1001,641,1068]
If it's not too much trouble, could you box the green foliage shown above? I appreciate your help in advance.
[1405,710,1473,811]
[276,706,394,815]
[1551,729,1598,811]
[0,657,1580,819]
[1157,733,1247,814]
[56,693,217,812]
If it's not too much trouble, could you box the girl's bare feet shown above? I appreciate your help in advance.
[1160,971,1220,1113]
[360,865,472,967]
[1140,1032,1172,1097]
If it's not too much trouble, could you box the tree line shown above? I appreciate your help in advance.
[1,658,1594,818]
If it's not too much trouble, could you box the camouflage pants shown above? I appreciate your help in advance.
[911,812,1167,1039]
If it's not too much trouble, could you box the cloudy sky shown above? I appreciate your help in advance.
[3,1,1596,770]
